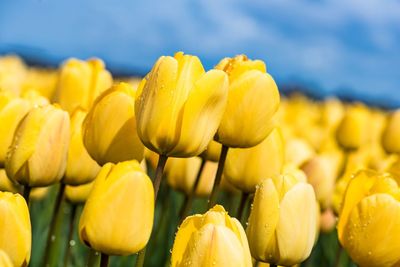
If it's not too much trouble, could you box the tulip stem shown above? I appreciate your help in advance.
[100,253,109,267]
[179,158,206,221]
[63,204,78,267]
[86,249,100,267]
[153,154,168,201]
[135,154,168,267]
[43,182,66,266]
[22,185,31,204]
[208,145,229,209]
[237,192,249,224]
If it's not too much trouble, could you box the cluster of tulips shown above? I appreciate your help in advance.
[0,52,400,267]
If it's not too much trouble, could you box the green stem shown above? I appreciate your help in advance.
[86,249,100,267]
[42,183,66,266]
[179,158,206,221]
[208,145,229,209]
[63,204,77,267]
[23,185,31,204]
[237,192,249,224]
[100,253,109,267]
[135,154,168,267]
[334,246,343,267]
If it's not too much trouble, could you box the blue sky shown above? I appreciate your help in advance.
[1,0,399,107]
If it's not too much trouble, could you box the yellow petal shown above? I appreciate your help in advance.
[276,183,317,266]
[341,194,400,267]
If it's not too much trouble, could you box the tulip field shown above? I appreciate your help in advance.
[1,53,400,267]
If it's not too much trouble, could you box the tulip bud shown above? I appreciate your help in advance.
[56,58,113,113]
[83,82,144,165]
[171,205,252,267]
[65,182,93,204]
[320,97,344,132]
[0,191,31,267]
[21,68,58,100]
[215,55,280,148]
[63,109,101,185]
[336,104,369,150]
[284,138,315,167]
[246,174,317,266]
[79,160,154,255]
[135,52,229,157]
[337,170,400,266]
[200,140,221,162]
[301,155,337,209]
[5,105,70,187]
[320,208,336,233]
[224,128,284,193]
[0,250,13,267]
[165,157,217,196]
[30,187,50,201]
[0,92,31,166]
[0,55,27,95]
[382,109,400,154]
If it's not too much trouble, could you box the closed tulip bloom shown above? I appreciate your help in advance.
[337,170,400,267]
[79,160,154,255]
[0,55,27,95]
[0,191,31,267]
[166,157,217,196]
[63,109,100,185]
[224,128,284,193]
[0,92,31,166]
[56,58,113,113]
[171,205,252,267]
[301,155,337,209]
[65,182,94,204]
[29,187,50,201]
[21,68,58,100]
[6,105,70,187]
[135,52,229,157]
[0,250,13,267]
[382,109,400,154]
[215,55,280,148]
[284,138,315,167]
[246,174,317,266]
[83,82,144,165]
[336,104,369,150]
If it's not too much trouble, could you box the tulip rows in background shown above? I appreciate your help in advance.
[1,53,400,267]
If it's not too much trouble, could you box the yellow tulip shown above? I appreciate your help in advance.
[165,158,217,196]
[319,208,336,233]
[65,182,94,204]
[246,174,317,266]
[224,128,284,193]
[21,68,58,101]
[56,58,113,113]
[0,250,13,267]
[337,170,400,267]
[284,138,315,167]
[171,205,252,267]
[64,109,101,185]
[0,191,31,267]
[301,155,337,209]
[30,187,50,201]
[0,92,31,166]
[83,82,144,165]
[135,52,229,157]
[336,103,369,150]
[320,97,344,132]
[0,55,27,95]
[79,160,154,255]
[382,109,400,153]
[200,140,221,162]
[215,55,280,148]
[5,104,70,187]
[20,89,49,107]
[0,169,20,193]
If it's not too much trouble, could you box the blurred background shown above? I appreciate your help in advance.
[1,0,399,107]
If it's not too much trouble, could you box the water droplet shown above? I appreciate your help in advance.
[69,240,76,246]
[368,251,372,256]
[51,235,56,242]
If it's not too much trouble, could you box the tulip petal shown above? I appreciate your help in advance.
[170,69,228,157]
[217,70,280,148]
[342,194,400,267]
[276,183,317,266]
[246,178,280,262]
